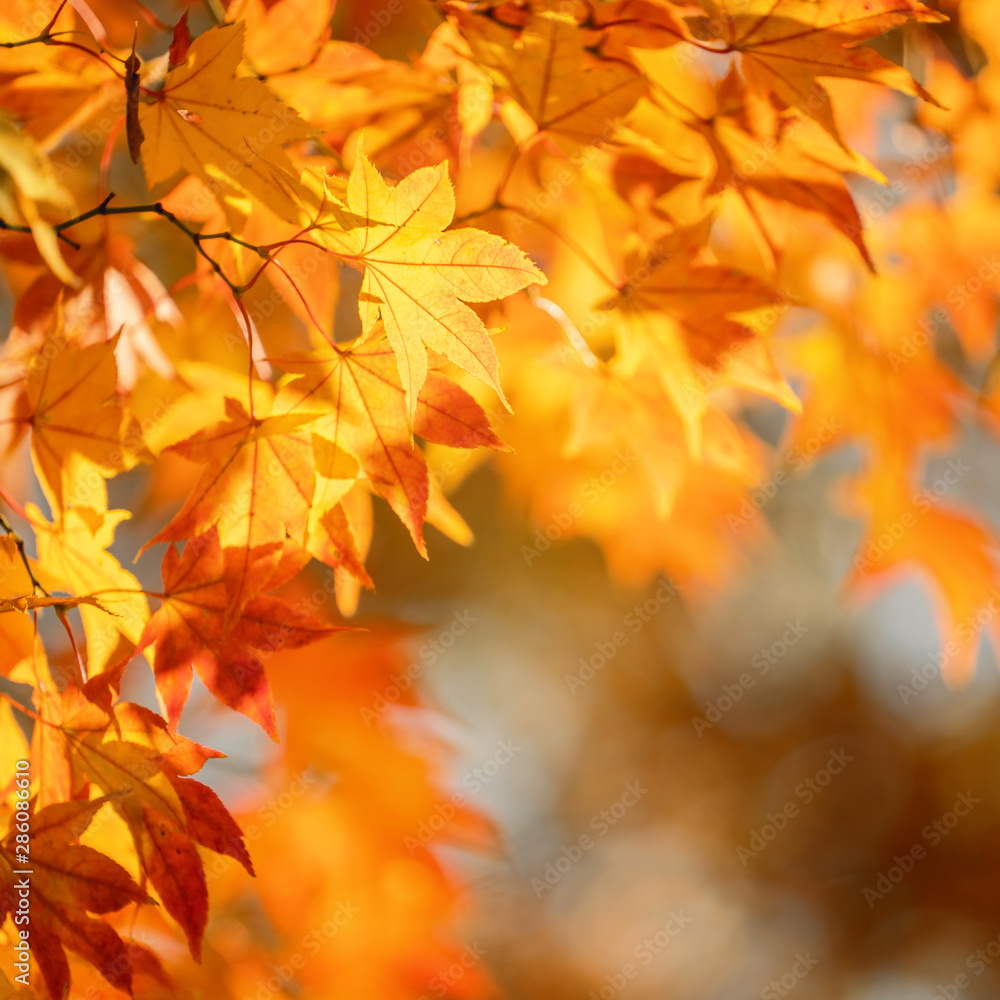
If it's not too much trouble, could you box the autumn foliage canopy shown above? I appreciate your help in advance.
[0,0,997,996]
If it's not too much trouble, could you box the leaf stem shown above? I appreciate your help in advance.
[0,194,280,297]
[0,513,49,597]
[0,483,28,521]
[0,688,43,725]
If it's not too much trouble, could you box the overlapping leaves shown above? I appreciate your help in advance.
[0,0,986,994]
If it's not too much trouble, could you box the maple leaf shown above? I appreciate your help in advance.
[448,7,648,149]
[167,772,255,875]
[846,462,1000,686]
[109,700,226,776]
[0,535,35,675]
[12,230,179,389]
[0,698,28,794]
[138,22,315,226]
[27,502,150,676]
[421,21,497,157]
[618,57,881,268]
[0,798,151,1000]
[145,391,319,615]
[587,0,689,57]
[0,617,33,678]
[5,0,999,994]
[12,312,133,513]
[28,668,110,811]
[311,149,546,419]
[21,656,248,965]
[0,0,120,156]
[497,292,768,536]
[138,803,209,959]
[0,535,34,601]
[231,0,336,77]
[168,11,192,70]
[0,966,33,999]
[782,322,962,467]
[139,528,344,738]
[682,0,946,147]
[34,695,241,960]
[893,197,1000,362]
[250,625,498,998]
[273,330,508,558]
[0,110,78,287]
[599,230,799,454]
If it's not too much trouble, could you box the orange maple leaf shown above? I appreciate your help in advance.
[0,798,153,999]
[139,528,345,738]
[273,330,508,559]
[145,393,319,614]
[681,0,946,147]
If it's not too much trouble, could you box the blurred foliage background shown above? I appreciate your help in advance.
[4,1,1000,999]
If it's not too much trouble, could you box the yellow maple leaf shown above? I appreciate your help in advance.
[27,503,150,675]
[18,313,132,513]
[0,110,78,286]
[138,22,315,227]
[453,8,647,150]
[311,148,546,420]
